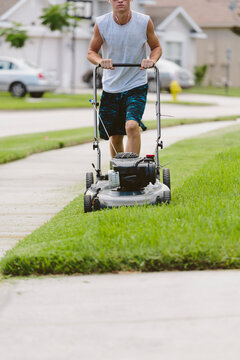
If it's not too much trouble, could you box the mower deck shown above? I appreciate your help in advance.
[85,178,171,211]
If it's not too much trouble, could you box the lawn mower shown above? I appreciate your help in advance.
[84,63,171,212]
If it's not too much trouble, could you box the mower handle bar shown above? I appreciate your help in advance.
[97,63,154,68]
[112,63,142,67]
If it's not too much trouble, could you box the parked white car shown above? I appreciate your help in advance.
[147,58,195,92]
[0,56,59,98]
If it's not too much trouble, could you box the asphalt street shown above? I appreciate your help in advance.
[0,94,240,359]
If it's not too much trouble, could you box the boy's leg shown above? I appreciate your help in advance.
[125,120,141,154]
[99,91,125,157]
[124,84,148,155]
[109,135,124,158]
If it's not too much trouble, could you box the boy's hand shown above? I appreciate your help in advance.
[140,59,155,70]
[100,59,114,70]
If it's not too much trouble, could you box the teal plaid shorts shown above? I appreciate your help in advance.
[99,83,148,140]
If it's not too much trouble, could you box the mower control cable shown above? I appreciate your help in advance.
[89,99,118,155]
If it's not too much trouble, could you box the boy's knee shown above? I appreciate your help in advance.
[125,120,139,136]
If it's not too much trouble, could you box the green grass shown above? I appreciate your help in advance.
[1,115,239,164]
[0,127,93,164]
[0,92,94,110]
[182,86,240,97]
[1,124,240,276]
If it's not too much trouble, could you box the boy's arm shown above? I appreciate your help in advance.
[141,19,162,70]
[87,24,114,69]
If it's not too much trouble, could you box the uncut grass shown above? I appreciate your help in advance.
[1,126,240,276]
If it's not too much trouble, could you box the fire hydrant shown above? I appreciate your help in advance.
[170,80,182,102]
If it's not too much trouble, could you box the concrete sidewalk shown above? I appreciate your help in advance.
[0,271,240,359]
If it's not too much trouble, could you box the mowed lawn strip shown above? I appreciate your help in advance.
[1,124,240,276]
[0,92,94,110]
[0,127,93,164]
[1,115,239,164]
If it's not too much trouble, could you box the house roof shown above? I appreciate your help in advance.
[154,6,206,38]
[0,0,52,21]
[145,0,240,28]
[0,0,19,16]
[150,6,177,26]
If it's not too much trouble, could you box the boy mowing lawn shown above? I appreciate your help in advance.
[87,0,162,157]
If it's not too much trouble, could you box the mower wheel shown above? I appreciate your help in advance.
[163,168,171,189]
[84,195,92,213]
[86,172,94,190]
[162,191,171,204]
[93,198,101,211]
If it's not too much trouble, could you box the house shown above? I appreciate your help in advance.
[0,0,152,90]
[144,6,206,73]
[144,0,240,86]
[0,0,94,90]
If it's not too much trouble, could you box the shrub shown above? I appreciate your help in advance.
[194,64,208,86]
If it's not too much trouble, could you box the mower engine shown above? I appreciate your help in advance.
[109,152,156,191]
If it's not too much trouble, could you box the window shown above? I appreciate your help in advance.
[0,61,10,70]
[165,42,182,66]
[9,62,18,70]
[0,61,18,70]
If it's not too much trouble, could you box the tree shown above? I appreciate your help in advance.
[40,4,72,32]
[194,65,208,86]
[39,2,82,91]
[0,22,28,48]
[39,3,81,32]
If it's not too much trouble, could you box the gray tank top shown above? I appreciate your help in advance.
[96,11,149,93]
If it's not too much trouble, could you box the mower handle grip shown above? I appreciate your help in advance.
[96,63,156,68]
